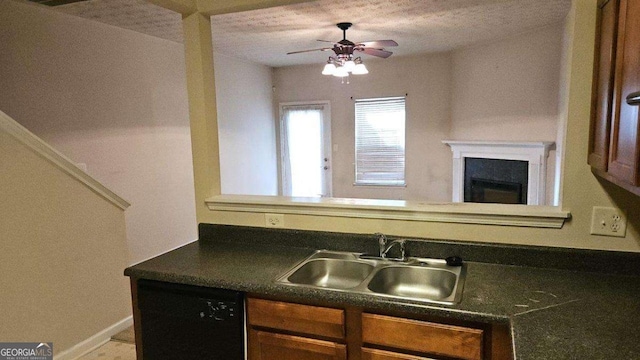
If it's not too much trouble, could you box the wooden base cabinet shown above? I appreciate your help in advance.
[249,330,347,360]
[247,298,347,360]
[362,313,483,360]
[362,348,435,360]
[247,297,512,360]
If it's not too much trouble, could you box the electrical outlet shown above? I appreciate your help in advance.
[590,206,627,237]
[265,213,285,228]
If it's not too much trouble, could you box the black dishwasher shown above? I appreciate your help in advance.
[137,279,244,360]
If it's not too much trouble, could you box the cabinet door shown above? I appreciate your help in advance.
[249,330,347,360]
[589,0,619,170]
[609,0,640,184]
[362,347,435,360]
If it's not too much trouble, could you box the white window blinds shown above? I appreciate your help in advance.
[354,96,406,186]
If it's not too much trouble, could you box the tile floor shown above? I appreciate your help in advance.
[78,326,136,360]
[78,341,136,360]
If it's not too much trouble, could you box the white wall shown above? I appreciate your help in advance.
[274,53,453,201]
[0,1,197,265]
[450,24,563,141]
[273,23,564,202]
[214,52,278,195]
[0,121,130,356]
[451,24,563,204]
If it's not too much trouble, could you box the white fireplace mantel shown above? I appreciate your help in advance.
[443,140,555,205]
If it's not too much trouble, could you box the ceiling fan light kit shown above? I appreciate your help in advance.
[322,61,337,75]
[343,59,356,72]
[324,56,366,77]
[332,64,350,77]
[287,22,397,81]
[352,62,369,75]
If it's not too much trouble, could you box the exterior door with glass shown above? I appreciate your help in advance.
[280,103,332,197]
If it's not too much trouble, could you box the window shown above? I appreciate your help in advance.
[354,97,406,186]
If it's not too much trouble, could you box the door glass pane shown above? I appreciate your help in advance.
[285,108,324,197]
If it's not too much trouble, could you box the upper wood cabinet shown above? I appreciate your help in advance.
[590,0,640,196]
[589,0,619,171]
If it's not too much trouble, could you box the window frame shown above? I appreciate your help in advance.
[353,96,407,187]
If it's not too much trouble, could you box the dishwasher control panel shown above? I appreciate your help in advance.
[201,300,238,321]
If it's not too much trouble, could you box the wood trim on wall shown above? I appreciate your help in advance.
[206,195,570,228]
[0,110,130,210]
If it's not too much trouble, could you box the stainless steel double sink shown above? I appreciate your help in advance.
[276,250,466,305]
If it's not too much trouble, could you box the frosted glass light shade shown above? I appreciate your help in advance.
[322,63,336,75]
[352,63,369,75]
[343,60,356,71]
[333,66,349,77]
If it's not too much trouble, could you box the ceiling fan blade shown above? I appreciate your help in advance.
[359,48,393,58]
[287,47,332,55]
[358,40,398,48]
[317,39,338,44]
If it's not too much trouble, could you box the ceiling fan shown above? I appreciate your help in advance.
[287,22,398,77]
[287,22,398,59]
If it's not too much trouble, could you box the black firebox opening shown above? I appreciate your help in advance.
[470,178,524,204]
[464,157,528,205]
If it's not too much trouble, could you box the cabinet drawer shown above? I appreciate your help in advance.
[362,347,435,360]
[248,298,345,339]
[362,313,483,360]
[250,330,347,360]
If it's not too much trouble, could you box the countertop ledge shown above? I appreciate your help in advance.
[125,240,640,360]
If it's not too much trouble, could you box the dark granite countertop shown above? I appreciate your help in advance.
[125,225,640,359]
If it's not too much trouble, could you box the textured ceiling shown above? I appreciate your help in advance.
[50,0,571,68]
[53,0,184,43]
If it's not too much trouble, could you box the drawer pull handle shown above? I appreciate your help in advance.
[627,91,640,106]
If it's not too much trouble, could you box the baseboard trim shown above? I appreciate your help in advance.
[54,316,133,360]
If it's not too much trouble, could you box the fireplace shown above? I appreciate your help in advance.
[470,178,523,204]
[443,140,554,205]
[464,158,528,204]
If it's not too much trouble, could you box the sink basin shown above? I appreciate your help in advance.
[367,266,457,300]
[277,250,467,305]
[287,259,375,289]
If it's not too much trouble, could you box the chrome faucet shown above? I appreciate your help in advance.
[376,233,407,261]
[376,233,387,258]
